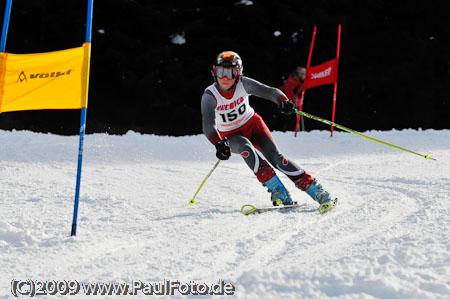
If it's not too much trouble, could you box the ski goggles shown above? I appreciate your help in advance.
[214,66,240,79]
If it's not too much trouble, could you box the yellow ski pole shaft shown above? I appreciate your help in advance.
[189,159,221,205]
[296,110,436,161]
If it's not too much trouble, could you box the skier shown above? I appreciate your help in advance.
[201,51,335,212]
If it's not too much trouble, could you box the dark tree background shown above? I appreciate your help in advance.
[0,0,449,135]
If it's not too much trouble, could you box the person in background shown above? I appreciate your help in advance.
[200,51,335,212]
[280,66,306,103]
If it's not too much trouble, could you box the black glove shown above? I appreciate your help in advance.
[215,138,231,160]
[279,101,295,115]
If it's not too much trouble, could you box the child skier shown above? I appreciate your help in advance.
[201,51,335,212]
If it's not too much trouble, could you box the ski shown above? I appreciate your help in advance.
[241,198,338,215]
[241,202,310,215]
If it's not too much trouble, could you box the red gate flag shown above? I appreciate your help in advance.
[303,58,339,90]
[294,25,341,137]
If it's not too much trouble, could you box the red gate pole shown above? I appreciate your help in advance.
[331,24,341,137]
[295,26,317,137]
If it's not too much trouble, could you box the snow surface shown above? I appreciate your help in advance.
[1,129,450,298]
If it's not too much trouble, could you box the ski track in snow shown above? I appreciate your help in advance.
[1,129,449,298]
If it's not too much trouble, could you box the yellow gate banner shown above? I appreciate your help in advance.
[0,43,91,113]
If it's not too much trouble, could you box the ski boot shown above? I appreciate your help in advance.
[305,179,336,214]
[263,176,293,206]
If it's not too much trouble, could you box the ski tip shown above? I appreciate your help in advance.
[319,198,338,215]
[241,204,257,215]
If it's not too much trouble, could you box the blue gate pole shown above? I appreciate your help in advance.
[1,0,13,52]
[71,0,94,236]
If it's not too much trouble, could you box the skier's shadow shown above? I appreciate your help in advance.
[279,207,317,214]
[254,205,317,215]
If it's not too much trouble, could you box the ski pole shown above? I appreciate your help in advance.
[189,159,221,205]
[296,110,436,161]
